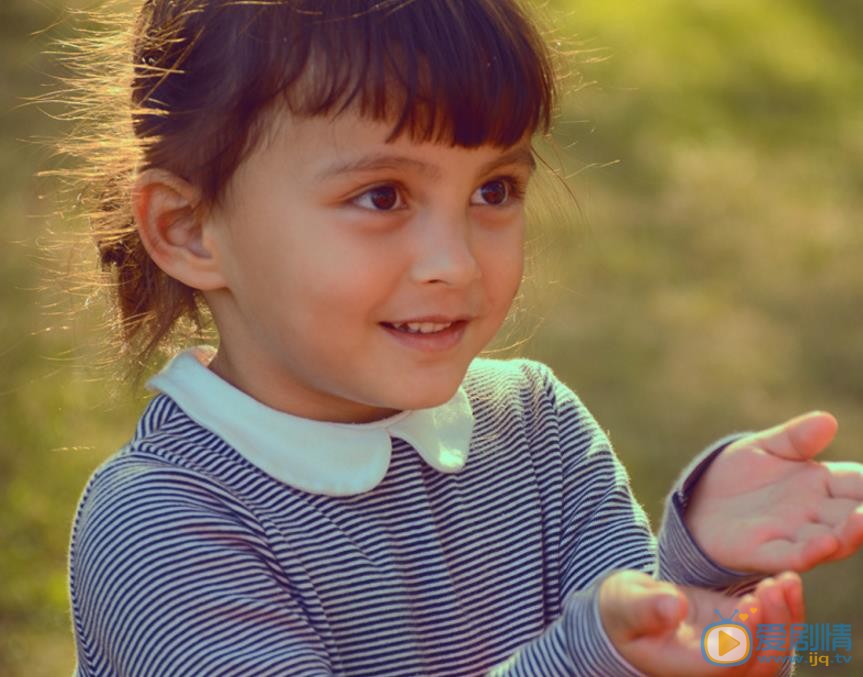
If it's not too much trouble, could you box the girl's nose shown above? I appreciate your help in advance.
[410,214,482,288]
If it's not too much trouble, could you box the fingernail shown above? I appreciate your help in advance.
[781,571,800,584]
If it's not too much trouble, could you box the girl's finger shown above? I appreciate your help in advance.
[815,497,860,528]
[792,523,842,566]
[756,412,838,462]
[823,461,863,500]
[742,578,797,677]
[745,574,807,676]
[777,571,805,623]
[749,538,825,573]
[759,577,792,619]
[814,499,863,560]
[604,573,685,640]
[834,503,863,557]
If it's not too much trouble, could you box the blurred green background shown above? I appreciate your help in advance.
[2,0,860,674]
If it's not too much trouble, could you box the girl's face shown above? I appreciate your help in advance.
[203,109,532,423]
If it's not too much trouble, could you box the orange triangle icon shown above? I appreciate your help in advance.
[718,630,741,656]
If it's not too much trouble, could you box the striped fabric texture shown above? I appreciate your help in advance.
[69,357,756,676]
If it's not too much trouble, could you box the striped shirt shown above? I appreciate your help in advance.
[69,350,756,675]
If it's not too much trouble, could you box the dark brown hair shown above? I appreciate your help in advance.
[52,0,560,385]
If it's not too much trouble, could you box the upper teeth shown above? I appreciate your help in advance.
[393,321,453,334]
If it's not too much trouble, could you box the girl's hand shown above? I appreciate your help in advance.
[599,569,803,676]
[685,411,863,573]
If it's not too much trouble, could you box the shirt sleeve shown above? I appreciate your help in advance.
[486,361,772,676]
[485,361,654,675]
[530,362,763,592]
[69,458,335,677]
[658,436,797,676]
[657,432,764,592]
[484,570,644,676]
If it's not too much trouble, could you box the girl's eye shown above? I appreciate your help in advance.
[471,177,524,207]
[353,185,405,211]
[352,177,524,211]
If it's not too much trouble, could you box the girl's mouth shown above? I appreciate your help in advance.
[380,320,468,352]
[385,320,454,334]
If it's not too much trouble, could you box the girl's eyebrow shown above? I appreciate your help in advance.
[315,146,537,182]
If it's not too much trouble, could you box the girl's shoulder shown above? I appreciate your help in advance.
[464,356,589,411]
[74,394,247,523]
[462,356,603,440]
[463,355,554,398]
[459,357,620,489]
[69,403,263,578]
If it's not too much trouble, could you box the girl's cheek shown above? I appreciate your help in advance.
[482,262,522,318]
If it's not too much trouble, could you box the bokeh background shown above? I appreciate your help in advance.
[2,0,861,674]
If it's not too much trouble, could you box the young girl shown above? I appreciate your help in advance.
[64,1,863,675]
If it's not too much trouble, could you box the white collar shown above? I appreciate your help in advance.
[145,347,475,496]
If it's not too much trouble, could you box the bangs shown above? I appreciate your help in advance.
[280,1,556,147]
[133,0,556,199]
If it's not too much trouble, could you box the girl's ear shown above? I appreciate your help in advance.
[132,168,227,291]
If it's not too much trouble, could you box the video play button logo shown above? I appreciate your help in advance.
[702,610,752,666]
[718,630,740,656]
